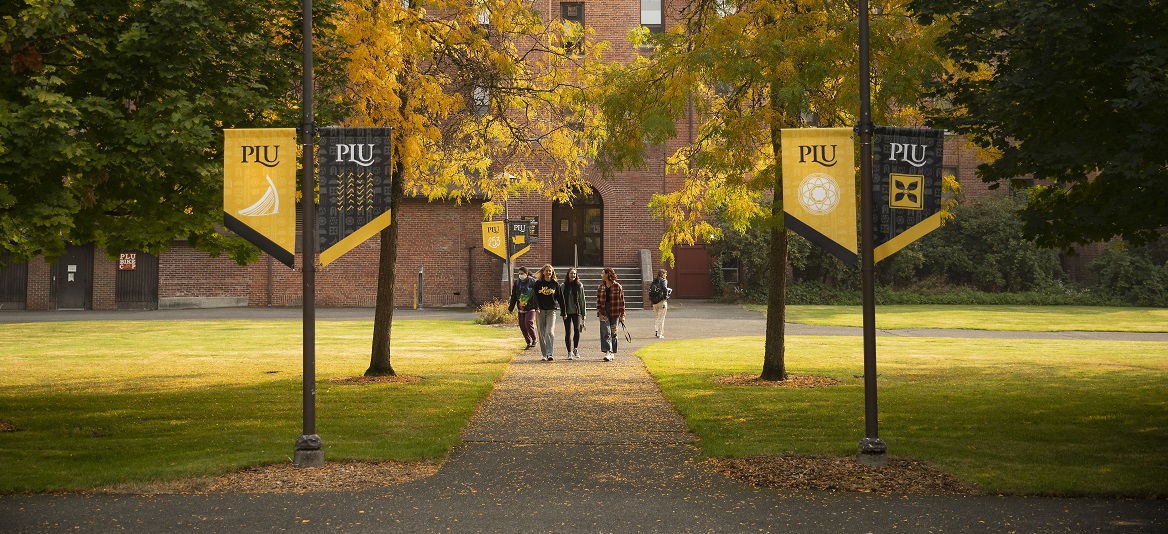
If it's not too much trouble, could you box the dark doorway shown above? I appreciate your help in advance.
[0,253,27,310]
[56,244,93,310]
[552,187,603,266]
[115,250,159,310]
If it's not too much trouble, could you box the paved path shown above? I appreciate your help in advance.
[1,302,1166,532]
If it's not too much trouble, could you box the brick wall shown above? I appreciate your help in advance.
[92,249,117,311]
[159,243,253,308]
[25,257,51,311]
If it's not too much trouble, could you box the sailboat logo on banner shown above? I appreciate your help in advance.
[237,176,281,217]
[224,129,298,268]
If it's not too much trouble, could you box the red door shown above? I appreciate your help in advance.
[670,245,714,298]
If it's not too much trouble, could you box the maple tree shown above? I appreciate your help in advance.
[595,0,942,379]
[332,0,599,375]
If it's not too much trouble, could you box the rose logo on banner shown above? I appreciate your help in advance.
[798,173,841,215]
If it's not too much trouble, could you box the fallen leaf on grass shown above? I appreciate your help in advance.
[714,374,840,388]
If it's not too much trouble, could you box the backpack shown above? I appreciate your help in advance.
[649,279,667,304]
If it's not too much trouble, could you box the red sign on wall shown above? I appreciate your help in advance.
[118,253,137,271]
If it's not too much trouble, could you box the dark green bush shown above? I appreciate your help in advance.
[914,192,1067,292]
[704,192,1156,307]
[1090,241,1168,307]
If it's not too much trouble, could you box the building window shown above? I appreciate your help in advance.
[716,0,737,16]
[560,2,585,56]
[641,0,662,33]
[477,2,490,26]
[472,86,490,115]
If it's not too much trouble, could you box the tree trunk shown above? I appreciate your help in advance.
[366,156,404,377]
[761,187,788,381]
[760,94,788,381]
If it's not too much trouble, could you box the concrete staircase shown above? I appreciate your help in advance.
[556,266,644,311]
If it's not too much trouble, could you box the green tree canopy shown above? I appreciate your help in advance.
[0,0,345,264]
[911,0,1168,248]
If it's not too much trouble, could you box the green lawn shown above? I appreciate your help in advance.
[748,304,1168,332]
[0,320,516,493]
[638,335,1168,497]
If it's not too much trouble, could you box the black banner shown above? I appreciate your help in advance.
[507,219,532,260]
[872,127,945,263]
[318,127,394,266]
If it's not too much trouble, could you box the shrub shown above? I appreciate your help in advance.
[474,299,516,325]
[914,192,1067,292]
[1090,241,1168,307]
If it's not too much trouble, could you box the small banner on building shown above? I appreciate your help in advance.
[318,127,394,267]
[781,128,858,266]
[872,127,945,263]
[224,128,298,268]
[507,219,532,261]
[482,221,507,261]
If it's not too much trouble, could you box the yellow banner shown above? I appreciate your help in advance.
[781,128,857,265]
[224,129,297,267]
[482,221,507,261]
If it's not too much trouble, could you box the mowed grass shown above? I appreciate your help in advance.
[0,320,516,493]
[638,336,1168,497]
[750,304,1168,332]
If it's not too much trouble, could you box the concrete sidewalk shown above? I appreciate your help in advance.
[1,301,1166,532]
[3,299,1165,342]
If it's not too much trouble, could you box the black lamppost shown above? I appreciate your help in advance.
[857,0,887,466]
[294,0,324,468]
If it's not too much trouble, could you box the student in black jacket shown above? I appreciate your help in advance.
[560,268,587,360]
[532,264,565,361]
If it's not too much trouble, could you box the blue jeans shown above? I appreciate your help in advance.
[599,319,618,354]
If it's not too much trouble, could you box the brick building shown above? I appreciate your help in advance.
[0,1,1045,312]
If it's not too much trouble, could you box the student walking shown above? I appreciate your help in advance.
[560,267,587,360]
[507,266,537,349]
[532,264,565,361]
[595,266,625,361]
[649,269,672,338]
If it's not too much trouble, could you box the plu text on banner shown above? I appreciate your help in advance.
[781,128,858,266]
[482,221,507,261]
[507,219,532,261]
[224,128,298,268]
[318,127,394,267]
[871,127,945,263]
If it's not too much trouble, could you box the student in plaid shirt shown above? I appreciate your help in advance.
[595,266,625,361]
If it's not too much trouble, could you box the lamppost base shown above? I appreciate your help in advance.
[294,434,325,468]
[857,437,887,467]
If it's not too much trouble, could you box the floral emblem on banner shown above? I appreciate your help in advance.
[798,173,841,215]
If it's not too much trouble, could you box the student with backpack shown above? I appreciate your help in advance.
[649,269,672,338]
[507,266,537,349]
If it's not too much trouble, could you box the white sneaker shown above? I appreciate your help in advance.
[603,352,613,362]
[566,352,574,360]
[573,348,580,359]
